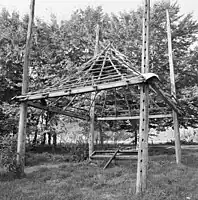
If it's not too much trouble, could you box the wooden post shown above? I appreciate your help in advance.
[16,0,35,174]
[166,9,181,164]
[136,0,150,194]
[99,122,104,146]
[89,24,100,159]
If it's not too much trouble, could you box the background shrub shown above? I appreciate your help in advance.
[0,135,17,172]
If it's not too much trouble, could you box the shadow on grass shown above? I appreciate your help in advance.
[149,146,175,156]
[182,154,198,168]
[0,171,20,182]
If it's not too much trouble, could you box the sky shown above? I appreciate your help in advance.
[0,0,198,23]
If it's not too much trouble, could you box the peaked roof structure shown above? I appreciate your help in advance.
[14,43,182,120]
[15,43,153,101]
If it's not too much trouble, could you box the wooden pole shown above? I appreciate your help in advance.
[136,0,150,194]
[89,24,100,159]
[16,0,35,174]
[166,9,181,164]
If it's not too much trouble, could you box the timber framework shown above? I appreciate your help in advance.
[15,0,182,195]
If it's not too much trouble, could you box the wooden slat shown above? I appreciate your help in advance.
[98,52,108,79]
[93,150,138,154]
[103,149,119,169]
[90,154,138,160]
[97,114,172,121]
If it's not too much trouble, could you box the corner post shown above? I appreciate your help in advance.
[17,0,35,174]
[166,9,181,164]
[89,24,100,159]
[136,0,150,194]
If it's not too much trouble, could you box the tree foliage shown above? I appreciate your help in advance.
[0,1,198,148]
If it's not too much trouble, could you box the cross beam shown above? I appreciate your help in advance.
[15,76,145,101]
[28,102,89,120]
[97,114,172,121]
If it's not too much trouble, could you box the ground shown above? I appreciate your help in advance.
[0,145,198,200]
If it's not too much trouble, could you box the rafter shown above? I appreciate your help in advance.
[148,79,182,115]
[98,53,108,79]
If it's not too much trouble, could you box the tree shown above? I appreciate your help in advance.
[1,0,198,147]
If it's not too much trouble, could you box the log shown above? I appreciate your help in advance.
[89,24,100,159]
[166,9,181,164]
[16,0,35,176]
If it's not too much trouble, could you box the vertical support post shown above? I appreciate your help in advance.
[99,122,104,147]
[136,0,150,194]
[89,24,100,159]
[89,91,95,158]
[17,0,35,174]
[166,9,181,164]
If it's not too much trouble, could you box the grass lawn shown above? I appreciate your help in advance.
[0,146,198,200]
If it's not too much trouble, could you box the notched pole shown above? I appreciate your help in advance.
[136,0,150,194]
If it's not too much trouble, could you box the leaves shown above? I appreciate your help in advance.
[0,1,198,143]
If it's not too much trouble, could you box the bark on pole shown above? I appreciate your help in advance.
[136,0,150,194]
[89,24,100,159]
[166,9,181,164]
[17,0,35,174]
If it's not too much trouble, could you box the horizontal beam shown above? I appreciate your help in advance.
[90,154,138,160]
[15,76,145,101]
[97,114,172,121]
[27,102,89,120]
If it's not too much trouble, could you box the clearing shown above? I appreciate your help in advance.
[0,146,198,200]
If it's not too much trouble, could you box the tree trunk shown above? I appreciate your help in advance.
[48,132,52,145]
[32,129,38,145]
[130,120,138,148]
[41,132,46,145]
[134,129,138,148]
[53,133,57,147]
[32,117,40,145]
